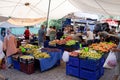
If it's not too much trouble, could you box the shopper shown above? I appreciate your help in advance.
[102,31,120,80]
[0,39,5,68]
[0,28,6,42]
[49,26,56,41]
[3,29,17,68]
[93,31,100,43]
[56,29,63,40]
[38,25,45,47]
[111,45,120,80]
[46,26,52,40]
[0,39,7,80]
[24,27,31,40]
[86,28,94,46]
[110,33,120,80]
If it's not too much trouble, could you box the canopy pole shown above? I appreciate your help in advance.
[46,0,51,28]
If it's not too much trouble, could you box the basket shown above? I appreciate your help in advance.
[20,55,34,64]
[20,62,34,74]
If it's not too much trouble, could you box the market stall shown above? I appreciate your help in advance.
[65,42,117,80]
[12,44,63,74]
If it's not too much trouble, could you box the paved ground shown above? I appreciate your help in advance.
[0,62,115,80]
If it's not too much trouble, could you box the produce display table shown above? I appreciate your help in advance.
[38,50,62,72]
[44,40,80,52]
[12,47,63,73]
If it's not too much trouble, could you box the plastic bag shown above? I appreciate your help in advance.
[0,52,5,59]
[62,51,69,62]
[103,51,117,69]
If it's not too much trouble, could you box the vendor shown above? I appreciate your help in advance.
[24,27,31,40]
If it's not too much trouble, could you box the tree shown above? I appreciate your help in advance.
[42,18,65,30]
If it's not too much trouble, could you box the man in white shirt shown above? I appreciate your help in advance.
[86,28,94,46]
[46,26,52,40]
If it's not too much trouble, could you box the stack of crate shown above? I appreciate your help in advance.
[66,56,105,80]
[79,57,105,80]
[66,57,80,78]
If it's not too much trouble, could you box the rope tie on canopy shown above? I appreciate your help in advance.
[0,0,23,4]
[50,0,67,12]
[24,0,45,17]
[94,0,111,16]
[10,0,22,17]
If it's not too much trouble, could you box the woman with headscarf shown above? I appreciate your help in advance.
[3,29,17,68]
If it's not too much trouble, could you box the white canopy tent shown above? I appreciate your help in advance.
[0,0,78,19]
[69,0,120,16]
[0,0,119,18]
[0,0,119,26]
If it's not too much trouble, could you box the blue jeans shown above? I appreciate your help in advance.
[7,56,12,65]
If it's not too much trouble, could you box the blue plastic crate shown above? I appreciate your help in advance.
[13,59,20,70]
[44,40,50,48]
[54,60,60,66]
[99,67,104,77]
[80,58,100,71]
[80,68,100,80]
[67,56,79,67]
[75,42,80,50]
[66,64,80,78]
[57,45,65,52]
[100,57,105,66]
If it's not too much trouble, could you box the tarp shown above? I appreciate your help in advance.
[8,18,46,26]
[0,16,9,22]
[101,19,118,26]
[0,22,23,28]
[39,51,62,72]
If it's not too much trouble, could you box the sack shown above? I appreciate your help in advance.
[0,40,5,59]
[103,51,117,69]
[62,51,69,62]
